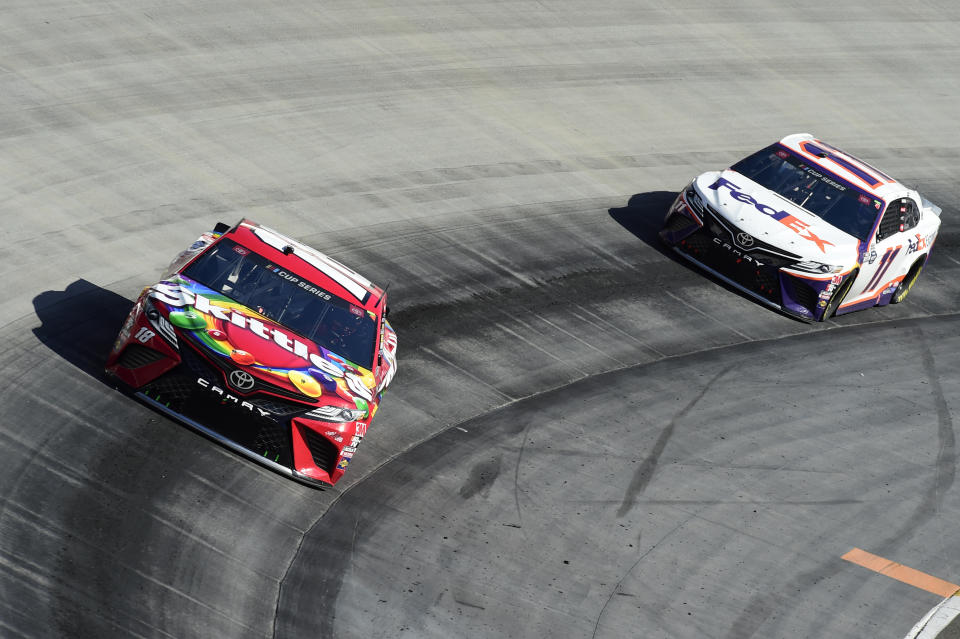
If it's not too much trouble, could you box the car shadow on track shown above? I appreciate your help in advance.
[32,279,133,382]
[607,190,680,261]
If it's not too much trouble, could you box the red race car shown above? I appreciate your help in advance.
[106,220,398,487]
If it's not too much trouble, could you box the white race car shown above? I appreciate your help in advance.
[660,133,941,321]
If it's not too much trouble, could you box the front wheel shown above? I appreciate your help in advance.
[822,270,857,320]
[891,259,925,304]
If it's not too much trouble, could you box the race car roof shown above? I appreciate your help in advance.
[778,133,906,203]
[223,219,385,309]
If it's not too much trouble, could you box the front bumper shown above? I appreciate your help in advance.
[136,392,331,489]
[660,191,840,322]
[128,342,347,486]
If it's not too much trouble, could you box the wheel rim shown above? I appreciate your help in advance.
[893,262,923,303]
[824,275,856,318]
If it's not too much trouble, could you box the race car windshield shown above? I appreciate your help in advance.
[731,144,883,241]
[183,238,377,368]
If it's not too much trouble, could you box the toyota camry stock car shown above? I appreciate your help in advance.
[106,219,398,487]
[660,134,941,321]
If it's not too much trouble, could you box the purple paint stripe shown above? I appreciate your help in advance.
[802,142,883,188]
[865,246,902,292]
[864,250,892,292]
[816,140,894,182]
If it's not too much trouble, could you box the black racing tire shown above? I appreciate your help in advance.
[823,270,857,320]
[891,259,925,304]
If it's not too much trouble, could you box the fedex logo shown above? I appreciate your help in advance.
[708,177,834,253]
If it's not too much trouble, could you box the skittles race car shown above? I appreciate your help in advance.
[660,134,941,321]
[106,219,398,487]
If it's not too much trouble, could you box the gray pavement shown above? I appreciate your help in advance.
[1,1,959,638]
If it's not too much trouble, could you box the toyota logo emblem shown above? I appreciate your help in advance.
[736,232,755,248]
[229,370,255,391]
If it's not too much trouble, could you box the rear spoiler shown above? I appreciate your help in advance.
[920,196,942,218]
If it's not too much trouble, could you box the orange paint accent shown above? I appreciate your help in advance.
[782,267,857,282]
[798,140,895,190]
[842,548,960,597]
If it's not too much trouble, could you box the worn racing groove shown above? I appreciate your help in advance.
[1,2,960,639]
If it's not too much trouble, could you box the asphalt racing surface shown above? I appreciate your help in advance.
[2,2,960,638]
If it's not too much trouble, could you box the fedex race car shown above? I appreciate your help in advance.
[660,134,941,321]
[106,220,398,487]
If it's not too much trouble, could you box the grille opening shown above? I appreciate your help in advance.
[182,399,294,467]
[301,427,340,475]
[118,344,167,369]
[139,341,325,470]
[783,277,818,312]
[679,229,783,305]
[663,211,697,234]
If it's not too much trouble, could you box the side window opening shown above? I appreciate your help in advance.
[877,197,919,241]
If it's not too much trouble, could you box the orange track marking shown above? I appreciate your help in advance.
[842,548,960,597]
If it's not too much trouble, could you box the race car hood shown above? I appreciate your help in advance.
[147,277,377,408]
[695,170,860,265]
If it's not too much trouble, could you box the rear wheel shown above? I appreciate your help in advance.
[891,259,924,304]
[823,271,856,320]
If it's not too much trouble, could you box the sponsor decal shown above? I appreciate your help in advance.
[112,303,140,352]
[229,369,256,391]
[325,430,344,443]
[336,458,350,470]
[252,226,372,302]
[196,377,271,417]
[800,165,845,191]
[907,233,928,255]
[233,245,250,256]
[712,237,766,266]
[150,282,376,402]
[264,265,333,301]
[709,176,835,253]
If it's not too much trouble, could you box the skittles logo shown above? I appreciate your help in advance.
[151,280,376,403]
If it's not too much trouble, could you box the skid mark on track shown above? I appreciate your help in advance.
[663,289,751,340]
[419,346,516,402]
[591,516,693,639]
[512,421,534,530]
[725,325,958,639]
[919,328,957,518]
[616,364,733,517]
[459,455,502,499]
